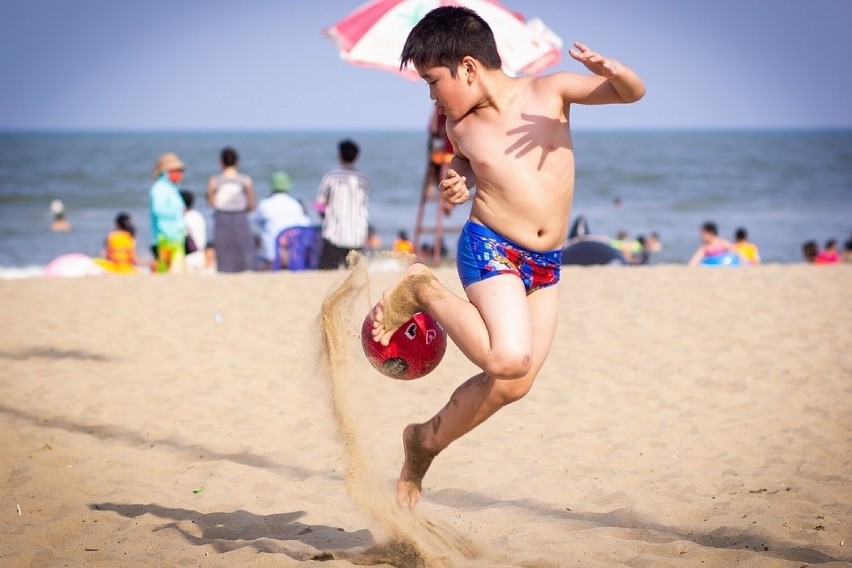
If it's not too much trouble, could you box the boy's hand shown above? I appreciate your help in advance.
[440,169,470,204]
[568,41,617,78]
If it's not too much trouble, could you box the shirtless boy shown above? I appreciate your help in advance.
[371,6,645,508]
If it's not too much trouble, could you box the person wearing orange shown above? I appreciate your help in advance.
[96,212,142,274]
[392,230,415,255]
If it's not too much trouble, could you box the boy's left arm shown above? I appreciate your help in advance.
[564,41,645,104]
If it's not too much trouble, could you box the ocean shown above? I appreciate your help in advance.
[1,130,850,276]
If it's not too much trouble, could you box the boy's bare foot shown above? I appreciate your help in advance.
[396,423,437,509]
[371,263,436,346]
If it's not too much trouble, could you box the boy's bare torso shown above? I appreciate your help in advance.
[449,75,575,252]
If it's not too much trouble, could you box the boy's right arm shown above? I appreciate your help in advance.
[441,156,476,205]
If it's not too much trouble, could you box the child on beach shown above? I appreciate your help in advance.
[369,6,645,508]
[732,227,761,265]
[97,212,143,274]
[687,222,738,267]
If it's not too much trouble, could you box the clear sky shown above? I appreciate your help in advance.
[2,0,850,131]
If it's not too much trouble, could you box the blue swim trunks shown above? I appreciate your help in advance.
[457,221,562,294]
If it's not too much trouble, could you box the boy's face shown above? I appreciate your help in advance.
[418,64,470,121]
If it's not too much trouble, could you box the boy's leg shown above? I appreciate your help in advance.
[372,264,535,378]
[374,264,560,507]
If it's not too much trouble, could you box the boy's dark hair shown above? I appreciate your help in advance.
[701,222,718,236]
[400,6,502,77]
[735,227,747,240]
[339,139,359,164]
[221,147,239,167]
[825,238,837,249]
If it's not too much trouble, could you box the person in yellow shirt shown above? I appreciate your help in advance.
[392,230,415,255]
[96,212,143,274]
[733,227,761,265]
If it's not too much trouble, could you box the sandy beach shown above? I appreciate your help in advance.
[1,262,850,567]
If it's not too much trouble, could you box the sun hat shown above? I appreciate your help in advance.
[270,170,293,193]
[152,152,186,177]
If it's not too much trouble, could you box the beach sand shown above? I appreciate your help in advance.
[1,262,850,567]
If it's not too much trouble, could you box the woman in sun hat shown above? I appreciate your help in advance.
[149,152,187,273]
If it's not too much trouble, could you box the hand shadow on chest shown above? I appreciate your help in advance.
[505,113,571,171]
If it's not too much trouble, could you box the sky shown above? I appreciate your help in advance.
[1,0,850,131]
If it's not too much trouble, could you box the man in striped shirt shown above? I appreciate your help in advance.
[314,139,370,269]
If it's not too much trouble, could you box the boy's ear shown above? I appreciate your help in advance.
[461,56,477,82]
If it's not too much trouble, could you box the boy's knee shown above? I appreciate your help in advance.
[484,351,532,382]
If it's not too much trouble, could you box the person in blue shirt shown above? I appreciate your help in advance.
[149,152,187,273]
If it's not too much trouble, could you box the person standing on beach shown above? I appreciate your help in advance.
[149,152,187,274]
[180,189,208,272]
[368,6,645,508]
[314,139,369,270]
[207,147,256,273]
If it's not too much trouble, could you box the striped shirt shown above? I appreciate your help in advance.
[315,165,369,249]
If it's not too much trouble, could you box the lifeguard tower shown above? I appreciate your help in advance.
[412,111,460,266]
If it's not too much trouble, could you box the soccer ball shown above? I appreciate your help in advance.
[360,311,447,380]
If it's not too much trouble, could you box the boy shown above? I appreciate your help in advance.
[370,6,645,508]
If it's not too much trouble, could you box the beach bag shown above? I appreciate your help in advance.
[185,234,198,255]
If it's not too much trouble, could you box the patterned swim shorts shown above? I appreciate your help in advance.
[456,221,562,294]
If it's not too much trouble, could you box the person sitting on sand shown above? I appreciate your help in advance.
[732,227,761,265]
[814,239,841,264]
[802,240,819,263]
[687,221,738,267]
[251,171,311,270]
[610,230,642,264]
[99,212,143,273]
[368,6,644,508]
[646,231,663,253]
[392,231,415,255]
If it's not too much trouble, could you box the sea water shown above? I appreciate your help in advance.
[0,129,849,275]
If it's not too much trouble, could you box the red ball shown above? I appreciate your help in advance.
[361,311,447,380]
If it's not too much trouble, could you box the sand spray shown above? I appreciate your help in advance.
[317,252,483,567]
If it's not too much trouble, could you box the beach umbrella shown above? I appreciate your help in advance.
[323,0,563,80]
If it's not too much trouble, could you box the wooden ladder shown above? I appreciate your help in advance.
[412,112,460,266]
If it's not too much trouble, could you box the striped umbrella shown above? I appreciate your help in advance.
[323,0,563,79]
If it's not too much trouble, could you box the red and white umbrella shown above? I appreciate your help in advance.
[323,0,563,79]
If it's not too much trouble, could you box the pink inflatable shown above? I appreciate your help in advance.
[44,253,108,278]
